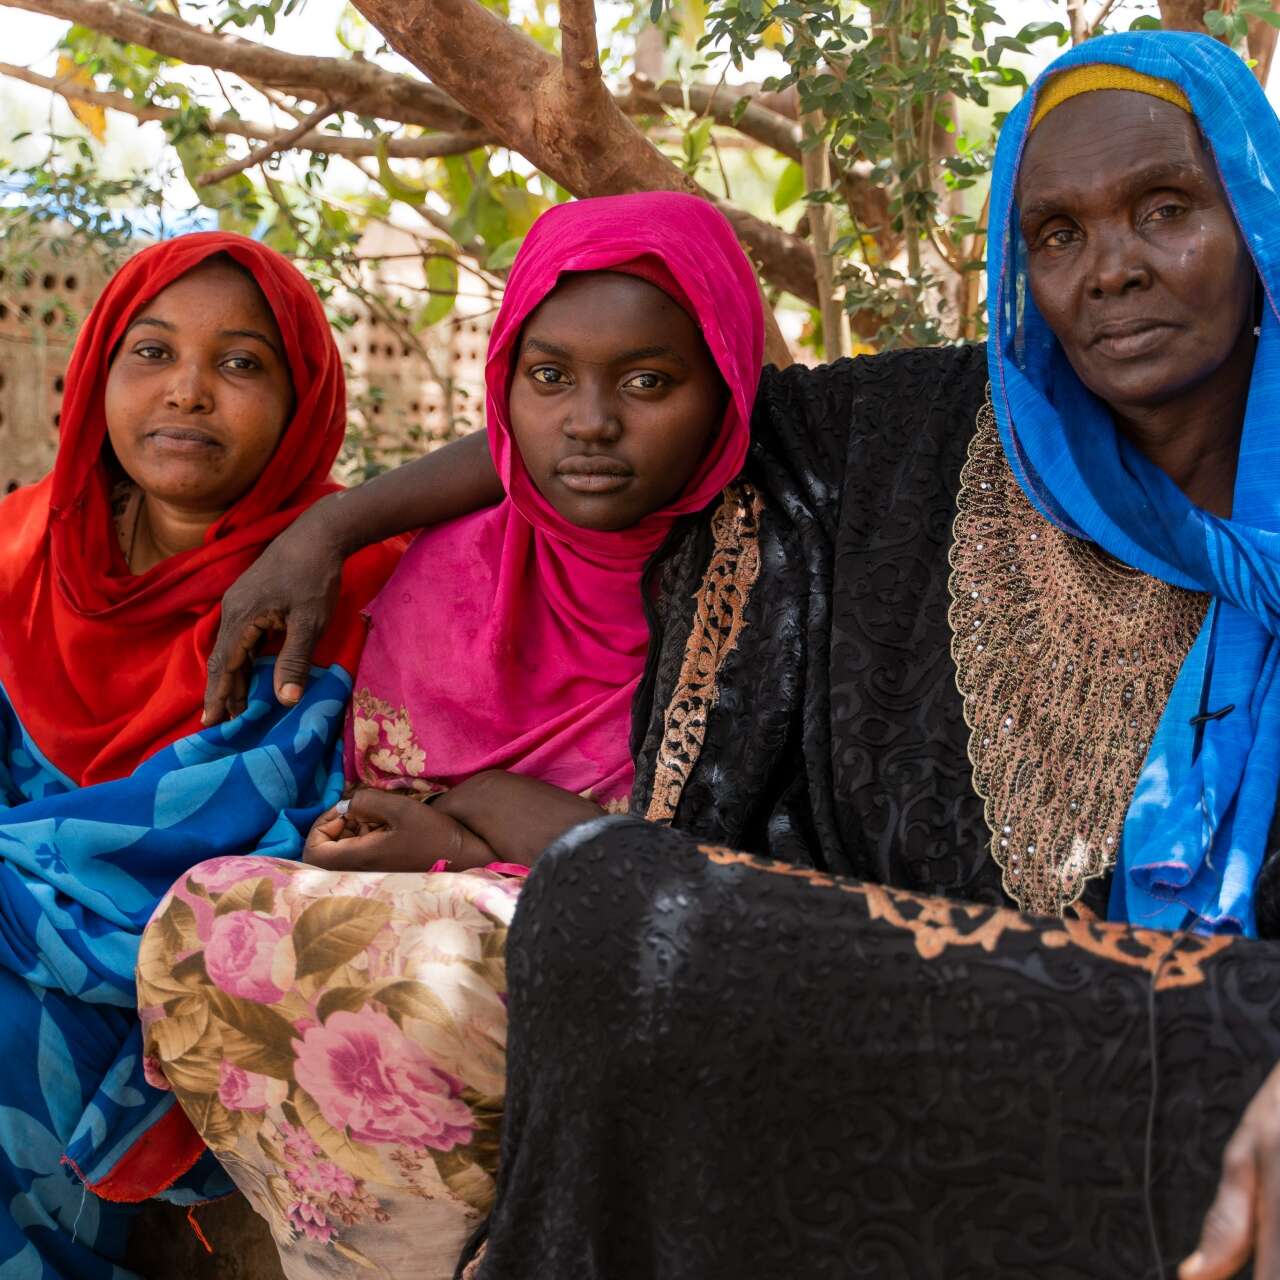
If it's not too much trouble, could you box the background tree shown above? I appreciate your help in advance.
[0,0,1276,407]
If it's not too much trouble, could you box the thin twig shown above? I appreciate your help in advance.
[1086,0,1122,35]
[198,98,341,184]
[0,62,493,161]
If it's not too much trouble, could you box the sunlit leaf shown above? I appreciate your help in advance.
[773,160,805,213]
[54,56,106,142]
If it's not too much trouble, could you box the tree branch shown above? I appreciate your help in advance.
[558,0,601,92]
[197,97,339,184]
[1247,0,1280,87]
[0,61,491,158]
[348,0,816,316]
[620,76,804,161]
[0,0,476,129]
[800,114,844,360]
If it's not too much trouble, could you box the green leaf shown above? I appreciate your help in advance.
[486,237,522,271]
[773,160,805,213]
[375,133,429,204]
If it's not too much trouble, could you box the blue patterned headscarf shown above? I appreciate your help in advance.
[987,31,1280,935]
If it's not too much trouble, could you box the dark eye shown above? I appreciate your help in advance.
[623,372,664,391]
[223,355,260,372]
[134,343,168,360]
[1041,227,1078,250]
[1146,202,1185,224]
[530,366,567,385]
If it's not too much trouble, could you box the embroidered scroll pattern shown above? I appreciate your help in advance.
[947,395,1207,916]
[645,483,765,823]
[698,843,1231,988]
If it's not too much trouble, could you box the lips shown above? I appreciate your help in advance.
[1089,319,1178,360]
[555,455,633,494]
[144,425,224,453]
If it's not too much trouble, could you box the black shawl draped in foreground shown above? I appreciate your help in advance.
[468,819,1278,1280]
[460,346,1280,1278]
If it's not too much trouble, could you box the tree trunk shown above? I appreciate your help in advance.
[347,0,817,320]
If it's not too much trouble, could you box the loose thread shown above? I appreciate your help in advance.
[187,1205,214,1255]
[1144,925,1190,1280]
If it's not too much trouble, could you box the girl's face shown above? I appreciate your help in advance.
[508,272,728,531]
[104,257,294,515]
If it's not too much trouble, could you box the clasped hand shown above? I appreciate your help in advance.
[303,770,604,873]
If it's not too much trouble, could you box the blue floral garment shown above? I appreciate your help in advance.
[0,659,351,1279]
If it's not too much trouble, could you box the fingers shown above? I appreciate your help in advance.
[203,619,266,725]
[304,809,348,852]
[303,829,391,871]
[1182,1132,1259,1280]
[272,612,323,706]
[346,787,422,828]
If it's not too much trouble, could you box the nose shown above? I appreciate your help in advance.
[561,381,622,445]
[1085,228,1152,300]
[163,359,214,414]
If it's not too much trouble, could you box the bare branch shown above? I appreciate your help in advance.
[0,61,491,158]
[1247,0,1280,86]
[0,0,476,129]
[197,97,339,184]
[558,0,601,92]
[620,77,804,161]
[1085,0,1122,36]
[349,0,815,311]
[800,114,845,360]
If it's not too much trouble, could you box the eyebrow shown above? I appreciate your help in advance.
[1020,161,1202,226]
[521,336,688,367]
[125,315,282,355]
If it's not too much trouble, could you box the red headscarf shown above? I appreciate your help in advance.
[349,193,764,803]
[0,231,398,786]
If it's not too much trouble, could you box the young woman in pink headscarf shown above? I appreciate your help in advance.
[136,192,768,1279]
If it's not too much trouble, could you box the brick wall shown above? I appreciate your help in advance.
[0,234,488,494]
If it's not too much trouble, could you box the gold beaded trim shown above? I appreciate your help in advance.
[947,393,1207,916]
[645,481,764,824]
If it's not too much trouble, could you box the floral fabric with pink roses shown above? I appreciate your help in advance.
[137,855,520,1280]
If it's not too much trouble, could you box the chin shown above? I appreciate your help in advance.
[560,509,634,532]
[1076,357,1195,415]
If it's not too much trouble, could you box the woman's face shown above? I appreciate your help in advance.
[104,258,293,514]
[507,272,728,532]
[1018,90,1256,416]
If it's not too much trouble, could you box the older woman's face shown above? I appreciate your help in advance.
[1018,91,1255,415]
[104,259,293,514]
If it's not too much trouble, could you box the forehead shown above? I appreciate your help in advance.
[1017,90,1209,206]
[144,258,277,324]
[524,272,694,340]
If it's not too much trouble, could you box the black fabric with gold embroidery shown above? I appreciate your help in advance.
[464,817,1280,1279]
[630,344,1067,906]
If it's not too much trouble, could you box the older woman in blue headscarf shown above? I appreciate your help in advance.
[198,29,1280,1280]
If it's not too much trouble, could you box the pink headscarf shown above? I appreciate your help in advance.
[347,192,764,805]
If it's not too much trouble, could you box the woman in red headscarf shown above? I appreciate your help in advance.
[137,192,771,1280]
[0,232,402,1278]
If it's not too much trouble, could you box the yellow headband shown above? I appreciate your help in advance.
[1029,65,1192,132]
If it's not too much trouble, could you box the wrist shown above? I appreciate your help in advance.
[294,491,357,560]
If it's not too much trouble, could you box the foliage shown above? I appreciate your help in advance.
[0,0,1267,452]
[697,0,1067,346]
